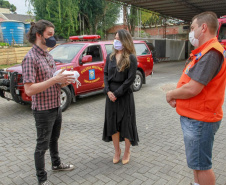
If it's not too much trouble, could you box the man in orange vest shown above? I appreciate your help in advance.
[166,12,226,185]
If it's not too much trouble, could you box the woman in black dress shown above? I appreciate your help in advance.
[102,29,139,165]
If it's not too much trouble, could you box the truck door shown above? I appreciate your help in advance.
[77,45,104,93]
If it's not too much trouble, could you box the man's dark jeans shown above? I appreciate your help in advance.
[33,107,62,183]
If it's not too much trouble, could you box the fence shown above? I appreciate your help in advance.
[0,47,31,65]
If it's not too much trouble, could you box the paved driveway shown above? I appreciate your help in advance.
[1,61,226,185]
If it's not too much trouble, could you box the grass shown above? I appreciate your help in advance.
[0,63,18,69]
[0,42,9,47]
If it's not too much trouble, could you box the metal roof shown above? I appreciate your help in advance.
[109,0,226,22]
[1,13,35,23]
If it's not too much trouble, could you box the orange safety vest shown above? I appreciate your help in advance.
[176,37,226,122]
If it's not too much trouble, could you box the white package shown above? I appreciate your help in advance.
[53,69,81,87]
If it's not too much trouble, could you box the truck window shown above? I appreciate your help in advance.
[105,44,113,55]
[81,45,103,62]
[50,44,84,63]
[219,24,226,40]
[134,43,150,56]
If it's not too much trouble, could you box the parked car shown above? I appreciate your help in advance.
[0,35,154,111]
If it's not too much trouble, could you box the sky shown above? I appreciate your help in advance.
[7,0,34,15]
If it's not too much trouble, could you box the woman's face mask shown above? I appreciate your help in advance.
[113,39,124,50]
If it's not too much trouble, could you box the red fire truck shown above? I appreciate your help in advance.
[218,15,226,49]
[0,35,154,111]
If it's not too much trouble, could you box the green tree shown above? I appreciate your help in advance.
[97,1,120,39]
[10,4,16,13]
[79,0,104,34]
[29,0,79,39]
[122,5,140,37]
[26,0,120,39]
[125,5,137,36]
[0,0,16,13]
[79,0,119,35]
[25,10,35,22]
[141,11,161,28]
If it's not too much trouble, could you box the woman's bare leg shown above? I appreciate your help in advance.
[112,132,121,161]
[123,138,131,160]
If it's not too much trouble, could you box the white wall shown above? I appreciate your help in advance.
[134,37,190,61]
[0,8,10,14]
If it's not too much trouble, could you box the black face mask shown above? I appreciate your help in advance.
[44,36,56,48]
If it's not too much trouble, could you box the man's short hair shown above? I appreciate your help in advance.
[192,11,218,35]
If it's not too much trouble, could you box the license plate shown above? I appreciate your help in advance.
[4,91,13,99]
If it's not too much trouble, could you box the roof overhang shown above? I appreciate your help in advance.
[108,0,226,22]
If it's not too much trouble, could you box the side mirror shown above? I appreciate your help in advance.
[82,55,92,63]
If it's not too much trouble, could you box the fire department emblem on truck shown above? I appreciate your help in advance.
[89,69,95,80]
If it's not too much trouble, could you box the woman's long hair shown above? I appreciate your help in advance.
[110,29,136,72]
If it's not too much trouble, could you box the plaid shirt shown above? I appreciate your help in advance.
[22,44,61,111]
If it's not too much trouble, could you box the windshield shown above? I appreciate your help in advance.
[105,44,113,55]
[49,44,84,63]
[134,43,150,55]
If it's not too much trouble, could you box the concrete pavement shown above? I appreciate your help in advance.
[1,60,226,185]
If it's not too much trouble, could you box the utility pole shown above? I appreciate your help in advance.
[140,9,141,37]
[163,17,166,39]
[137,9,139,38]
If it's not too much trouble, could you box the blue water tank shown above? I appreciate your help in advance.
[24,23,30,34]
[1,21,24,45]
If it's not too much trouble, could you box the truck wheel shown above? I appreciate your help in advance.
[132,70,143,92]
[60,87,72,112]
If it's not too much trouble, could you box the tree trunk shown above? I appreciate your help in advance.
[130,6,137,37]
[123,5,127,29]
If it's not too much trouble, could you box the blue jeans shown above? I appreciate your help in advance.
[33,107,62,183]
[180,116,221,170]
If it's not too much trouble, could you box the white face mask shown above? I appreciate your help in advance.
[113,39,124,50]
[189,31,199,47]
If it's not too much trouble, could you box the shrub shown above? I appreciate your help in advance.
[0,42,10,47]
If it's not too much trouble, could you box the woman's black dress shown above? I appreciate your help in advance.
[102,53,139,146]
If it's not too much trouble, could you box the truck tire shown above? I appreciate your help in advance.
[132,70,143,92]
[10,72,21,103]
[60,86,72,112]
